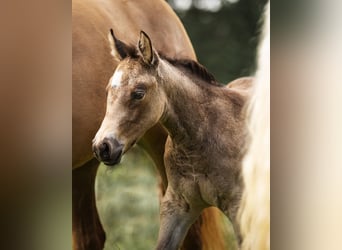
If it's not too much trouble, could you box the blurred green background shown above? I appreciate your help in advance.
[96,147,160,250]
[96,0,267,249]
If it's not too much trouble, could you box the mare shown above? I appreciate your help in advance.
[72,0,225,249]
[239,3,270,250]
[92,31,253,249]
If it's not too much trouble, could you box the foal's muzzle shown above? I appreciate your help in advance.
[92,137,124,166]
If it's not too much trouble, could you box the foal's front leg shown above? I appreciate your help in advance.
[156,187,201,250]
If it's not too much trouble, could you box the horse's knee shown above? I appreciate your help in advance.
[157,189,201,250]
[161,201,188,219]
[157,210,200,250]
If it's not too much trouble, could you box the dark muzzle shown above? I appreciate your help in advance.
[92,137,123,166]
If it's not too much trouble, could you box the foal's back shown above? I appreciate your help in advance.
[201,77,254,206]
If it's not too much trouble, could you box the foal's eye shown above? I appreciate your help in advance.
[131,89,145,100]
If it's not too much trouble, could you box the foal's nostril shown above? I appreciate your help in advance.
[93,137,124,165]
[99,142,111,160]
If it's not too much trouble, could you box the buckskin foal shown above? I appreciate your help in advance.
[72,0,225,249]
[93,31,252,249]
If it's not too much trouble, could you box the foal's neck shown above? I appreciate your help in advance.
[158,60,218,143]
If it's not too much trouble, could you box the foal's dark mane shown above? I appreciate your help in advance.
[163,56,221,86]
[121,43,221,86]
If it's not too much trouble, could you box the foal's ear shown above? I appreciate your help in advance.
[138,31,158,65]
[108,29,130,62]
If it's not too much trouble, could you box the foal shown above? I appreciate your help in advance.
[93,30,251,249]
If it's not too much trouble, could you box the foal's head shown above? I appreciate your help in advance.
[92,30,165,165]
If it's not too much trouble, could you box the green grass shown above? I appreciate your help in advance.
[96,146,160,250]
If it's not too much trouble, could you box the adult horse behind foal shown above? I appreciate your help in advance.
[72,0,225,249]
[93,31,252,249]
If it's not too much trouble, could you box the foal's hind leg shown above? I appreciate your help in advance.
[225,197,243,248]
[156,187,202,250]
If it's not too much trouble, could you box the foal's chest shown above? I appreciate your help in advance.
[163,137,232,207]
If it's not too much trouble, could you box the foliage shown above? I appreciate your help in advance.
[96,147,160,250]
[172,0,267,83]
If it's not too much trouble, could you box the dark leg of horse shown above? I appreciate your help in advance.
[231,215,242,248]
[72,158,105,250]
[138,125,203,250]
[156,187,202,250]
[226,197,243,249]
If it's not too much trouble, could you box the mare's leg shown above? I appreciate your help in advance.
[138,124,168,189]
[156,187,202,250]
[72,158,105,250]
